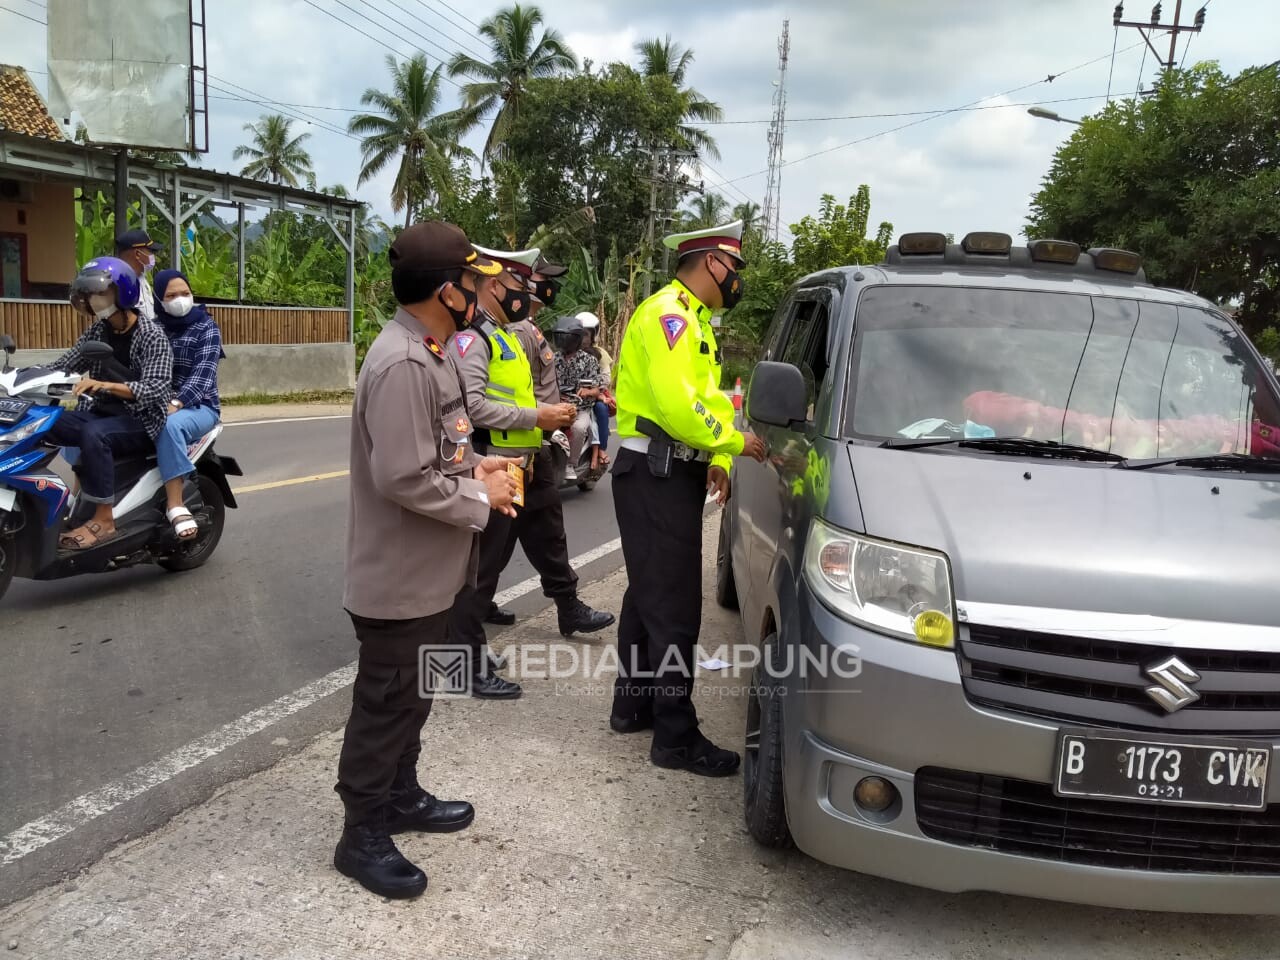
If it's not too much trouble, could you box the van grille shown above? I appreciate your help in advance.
[916,767,1280,874]
[958,625,1280,733]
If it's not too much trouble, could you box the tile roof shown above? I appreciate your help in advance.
[0,64,64,141]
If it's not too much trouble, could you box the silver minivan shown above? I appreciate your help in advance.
[720,232,1280,913]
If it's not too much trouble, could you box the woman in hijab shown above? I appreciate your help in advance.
[152,269,224,540]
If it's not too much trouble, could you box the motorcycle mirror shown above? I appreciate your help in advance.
[0,334,13,373]
[80,340,114,360]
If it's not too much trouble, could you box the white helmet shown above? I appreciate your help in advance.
[575,311,600,330]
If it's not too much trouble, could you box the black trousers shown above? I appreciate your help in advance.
[610,447,708,748]
[449,447,577,663]
[335,610,445,826]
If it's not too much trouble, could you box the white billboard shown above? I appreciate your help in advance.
[46,0,194,151]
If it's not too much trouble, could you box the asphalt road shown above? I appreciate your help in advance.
[0,413,625,905]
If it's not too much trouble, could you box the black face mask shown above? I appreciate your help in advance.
[496,282,531,324]
[534,279,558,307]
[711,258,744,311]
[438,282,478,330]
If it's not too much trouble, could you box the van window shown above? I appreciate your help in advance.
[845,286,1280,461]
[778,299,831,423]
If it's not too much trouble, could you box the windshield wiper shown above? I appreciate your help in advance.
[1119,453,1280,472]
[880,436,1124,462]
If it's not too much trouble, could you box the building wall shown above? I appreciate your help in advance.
[0,179,76,292]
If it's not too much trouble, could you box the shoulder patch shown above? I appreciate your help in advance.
[454,332,477,357]
[660,314,688,349]
[423,336,445,359]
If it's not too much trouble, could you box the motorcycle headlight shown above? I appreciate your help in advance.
[0,412,53,448]
[803,520,956,648]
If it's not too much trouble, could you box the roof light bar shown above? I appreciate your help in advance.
[1028,239,1081,265]
[1090,247,1143,274]
[962,232,1012,255]
[897,232,947,255]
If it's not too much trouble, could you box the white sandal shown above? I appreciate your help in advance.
[166,506,199,540]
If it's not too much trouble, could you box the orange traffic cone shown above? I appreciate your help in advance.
[731,377,743,411]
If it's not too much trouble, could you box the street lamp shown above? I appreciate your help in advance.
[1028,107,1082,126]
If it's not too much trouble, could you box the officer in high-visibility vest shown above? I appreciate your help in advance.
[448,246,615,698]
[609,219,767,776]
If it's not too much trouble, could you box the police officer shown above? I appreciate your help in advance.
[335,221,519,899]
[484,254,569,625]
[609,220,767,777]
[449,246,615,699]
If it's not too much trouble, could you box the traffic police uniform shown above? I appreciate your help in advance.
[610,221,747,755]
[336,221,504,899]
[448,247,613,694]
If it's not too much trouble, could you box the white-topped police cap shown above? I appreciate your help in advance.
[662,219,745,263]
[472,244,542,277]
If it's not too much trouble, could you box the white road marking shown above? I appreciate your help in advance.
[0,536,626,866]
[223,414,351,427]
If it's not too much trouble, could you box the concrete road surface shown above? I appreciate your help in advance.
[2,519,1278,959]
[0,409,624,906]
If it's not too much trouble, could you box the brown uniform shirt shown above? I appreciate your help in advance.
[344,309,491,621]
[508,317,560,406]
[451,314,539,453]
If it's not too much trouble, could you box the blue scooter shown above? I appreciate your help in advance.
[0,334,242,603]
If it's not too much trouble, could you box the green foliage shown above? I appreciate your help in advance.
[233,114,314,187]
[1254,327,1280,366]
[790,188,893,276]
[1027,62,1280,335]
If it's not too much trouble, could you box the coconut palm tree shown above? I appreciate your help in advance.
[232,114,313,187]
[635,36,723,161]
[686,192,729,230]
[447,4,577,163]
[323,185,390,259]
[733,201,762,233]
[348,54,462,227]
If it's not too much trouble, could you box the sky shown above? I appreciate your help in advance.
[1,0,1275,245]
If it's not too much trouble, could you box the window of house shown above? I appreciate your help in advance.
[1,234,26,298]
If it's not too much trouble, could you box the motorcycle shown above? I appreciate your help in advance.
[550,393,606,494]
[0,334,242,604]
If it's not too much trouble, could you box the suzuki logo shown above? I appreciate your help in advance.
[1143,655,1202,713]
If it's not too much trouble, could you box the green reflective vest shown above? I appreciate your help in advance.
[483,323,542,450]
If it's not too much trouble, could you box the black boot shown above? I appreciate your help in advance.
[557,598,615,637]
[388,768,475,834]
[609,710,654,734]
[333,809,428,899]
[651,734,741,778]
[471,672,523,699]
[485,604,516,626]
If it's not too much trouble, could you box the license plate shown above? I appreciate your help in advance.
[0,398,30,425]
[1056,730,1270,811]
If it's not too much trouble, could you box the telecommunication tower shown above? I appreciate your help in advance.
[761,20,790,244]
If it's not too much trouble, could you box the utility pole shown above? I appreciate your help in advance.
[113,150,129,237]
[640,145,701,298]
[761,20,790,244]
[1113,2,1205,76]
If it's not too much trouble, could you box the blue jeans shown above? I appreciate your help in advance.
[157,405,221,483]
[48,410,152,504]
[593,400,610,452]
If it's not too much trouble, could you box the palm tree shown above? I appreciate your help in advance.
[348,54,462,227]
[733,201,762,233]
[232,114,313,187]
[323,185,390,259]
[686,192,729,230]
[635,36,723,161]
[447,4,577,163]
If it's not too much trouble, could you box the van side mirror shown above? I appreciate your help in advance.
[746,361,809,428]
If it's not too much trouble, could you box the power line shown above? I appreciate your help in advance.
[701,93,1121,125]
[1106,26,1120,102]
[384,0,490,61]
[0,3,44,25]
[299,0,426,71]
[347,0,474,71]
[406,0,482,30]
[208,75,357,140]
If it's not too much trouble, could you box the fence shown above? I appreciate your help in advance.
[0,299,348,349]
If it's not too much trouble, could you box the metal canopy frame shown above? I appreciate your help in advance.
[0,130,363,340]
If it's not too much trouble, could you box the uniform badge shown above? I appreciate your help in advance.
[542,349,554,364]
[423,336,444,358]
[452,445,466,464]
[660,314,688,349]
[456,417,470,433]
[676,290,690,309]
[455,332,477,357]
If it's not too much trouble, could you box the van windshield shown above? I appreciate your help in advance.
[846,286,1280,461]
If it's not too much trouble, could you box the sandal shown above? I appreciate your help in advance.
[167,507,199,540]
[59,521,119,552]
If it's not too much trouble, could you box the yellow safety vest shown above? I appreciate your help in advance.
[482,323,542,450]
[614,279,743,472]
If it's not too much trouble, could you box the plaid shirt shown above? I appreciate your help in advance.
[556,350,602,409]
[53,318,174,440]
[168,313,223,413]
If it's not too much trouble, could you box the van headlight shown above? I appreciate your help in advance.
[803,520,956,648]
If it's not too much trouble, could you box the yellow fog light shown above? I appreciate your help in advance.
[854,776,899,813]
[912,609,954,648]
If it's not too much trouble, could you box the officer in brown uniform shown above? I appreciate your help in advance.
[334,221,519,900]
